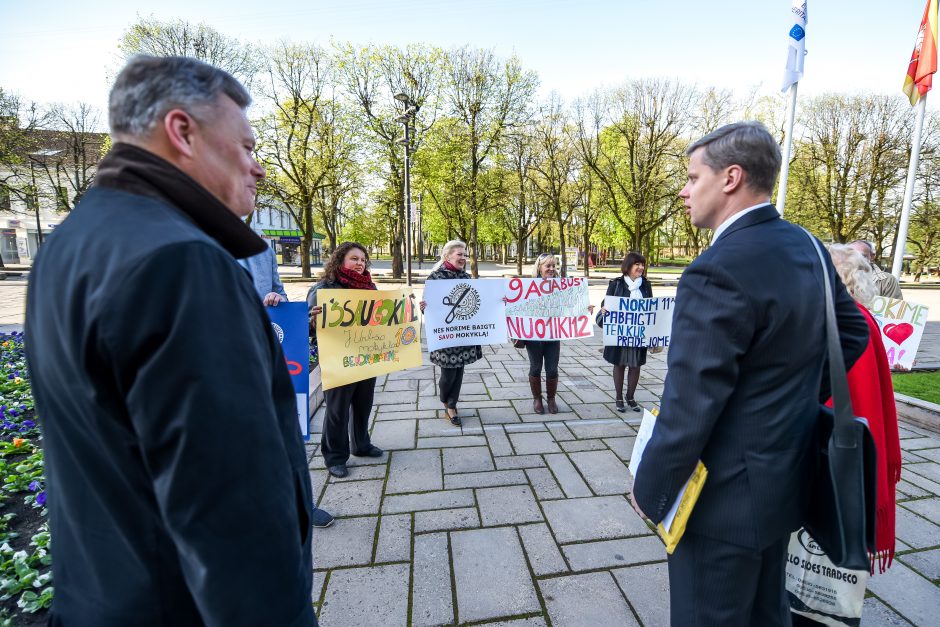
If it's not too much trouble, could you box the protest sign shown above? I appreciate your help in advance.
[868,296,929,369]
[266,302,310,439]
[315,289,423,391]
[601,296,675,348]
[424,279,507,351]
[505,277,593,341]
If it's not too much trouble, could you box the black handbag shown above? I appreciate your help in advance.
[511,338,527,350]
[802,230,878,571]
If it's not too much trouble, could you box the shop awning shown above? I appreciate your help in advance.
[261,229,325,239]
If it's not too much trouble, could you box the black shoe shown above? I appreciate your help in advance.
[327,464,348,478]
[627,399,641,412]
[615,399,626,413]
[354,446,384,458]
[312,508,335,528]
[446,409,462,426]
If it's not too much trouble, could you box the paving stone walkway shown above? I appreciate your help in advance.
[307,332,940,627]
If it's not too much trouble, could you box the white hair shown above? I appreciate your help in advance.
[828,244,877,307]
[431,240,467,272]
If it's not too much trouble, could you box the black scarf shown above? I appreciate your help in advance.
[92,143,266,259]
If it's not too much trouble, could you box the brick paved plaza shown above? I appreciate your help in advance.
[303,308,940,626]
[2,276,938,625]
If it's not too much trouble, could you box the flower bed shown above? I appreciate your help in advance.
[0,333,51,625]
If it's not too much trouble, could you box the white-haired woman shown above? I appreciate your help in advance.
[790,245,901,626]
[419,240,481,426]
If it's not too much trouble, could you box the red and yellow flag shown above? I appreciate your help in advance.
[904,0,939,105]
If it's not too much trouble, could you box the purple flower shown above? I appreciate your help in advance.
[6,374,13,380]
[28,481,40,492]
[36,491,46,506]
[9,410,18,417]
[22,420,35,428]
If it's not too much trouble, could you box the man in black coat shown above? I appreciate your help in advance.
[631,122,869,626]
[24,56,316,626]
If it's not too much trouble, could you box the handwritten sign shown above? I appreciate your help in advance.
[266,303,310,440]
[867,296,929,370]
[423,279,507,351]
[316,289,423,390]
[601,296,675,348]
[505,277,593,341]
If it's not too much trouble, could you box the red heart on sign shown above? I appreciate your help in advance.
[883,323,914,345]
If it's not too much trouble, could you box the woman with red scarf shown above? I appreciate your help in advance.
[826,244,901,574]
[792,244,902,626]
[307,242,384,478]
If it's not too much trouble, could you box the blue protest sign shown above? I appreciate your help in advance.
[266,302,311,440]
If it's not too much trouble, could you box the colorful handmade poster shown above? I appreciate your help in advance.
[601,296,675,348]
[315,289,422,390]
[867,296,929,369]
[265,302,310,439]
[423,279,507,351]
[504,277,593,341]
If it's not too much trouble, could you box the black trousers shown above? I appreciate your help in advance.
[321,377,375,467]
[525,340,560,378]
[438,366,464,409]
[668,531,791,627]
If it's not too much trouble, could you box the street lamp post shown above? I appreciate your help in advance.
[395,92,418,286]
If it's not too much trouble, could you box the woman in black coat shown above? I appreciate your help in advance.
[597,251,652,412]
[419,240,482,427]
[307,242,384,478]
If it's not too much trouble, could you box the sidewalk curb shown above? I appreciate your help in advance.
[895,393,940,434]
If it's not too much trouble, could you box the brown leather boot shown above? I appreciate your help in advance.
[529,376,545,414]
[546,377,559,414]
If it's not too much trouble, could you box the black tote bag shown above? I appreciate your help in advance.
[802,231,878,571]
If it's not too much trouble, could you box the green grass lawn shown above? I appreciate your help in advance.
[892,370,940,405]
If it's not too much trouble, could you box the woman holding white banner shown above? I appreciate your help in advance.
[420,240,481,426]
[307,242,384,479]
[597,251,653,413]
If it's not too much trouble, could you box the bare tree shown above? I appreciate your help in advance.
[529,94,578,274]
[254,42,333,278]
[337,43,442,277]
[792,94,910,244]
[574,80,696,254]
[119,17,258,86]
[29,103,106,212]
[445,47,537,276]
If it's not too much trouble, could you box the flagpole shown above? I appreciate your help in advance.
[892,95,928,278]
[776,81,799,215]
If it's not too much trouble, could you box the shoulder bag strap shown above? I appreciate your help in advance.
[800,228,857,448]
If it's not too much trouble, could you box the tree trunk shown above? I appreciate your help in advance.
[583,231,592,278]
[470,216,479,278]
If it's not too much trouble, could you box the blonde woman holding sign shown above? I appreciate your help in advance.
[597,251,652,412]
[520,253,595,413]
[419,240,481,426]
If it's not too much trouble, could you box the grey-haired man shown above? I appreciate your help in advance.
[848,239,903,299]
[25,56,317,626]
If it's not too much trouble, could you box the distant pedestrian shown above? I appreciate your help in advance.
[420,240,481,426]
[848,240,903,299]
[240,240,334,528]
[596,251,652,412]
[238,243,288,306]
[307,242,384,478]
[25,55,317,626]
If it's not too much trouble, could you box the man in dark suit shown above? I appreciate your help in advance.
[25,56,316,626]
[632,121,869,626]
